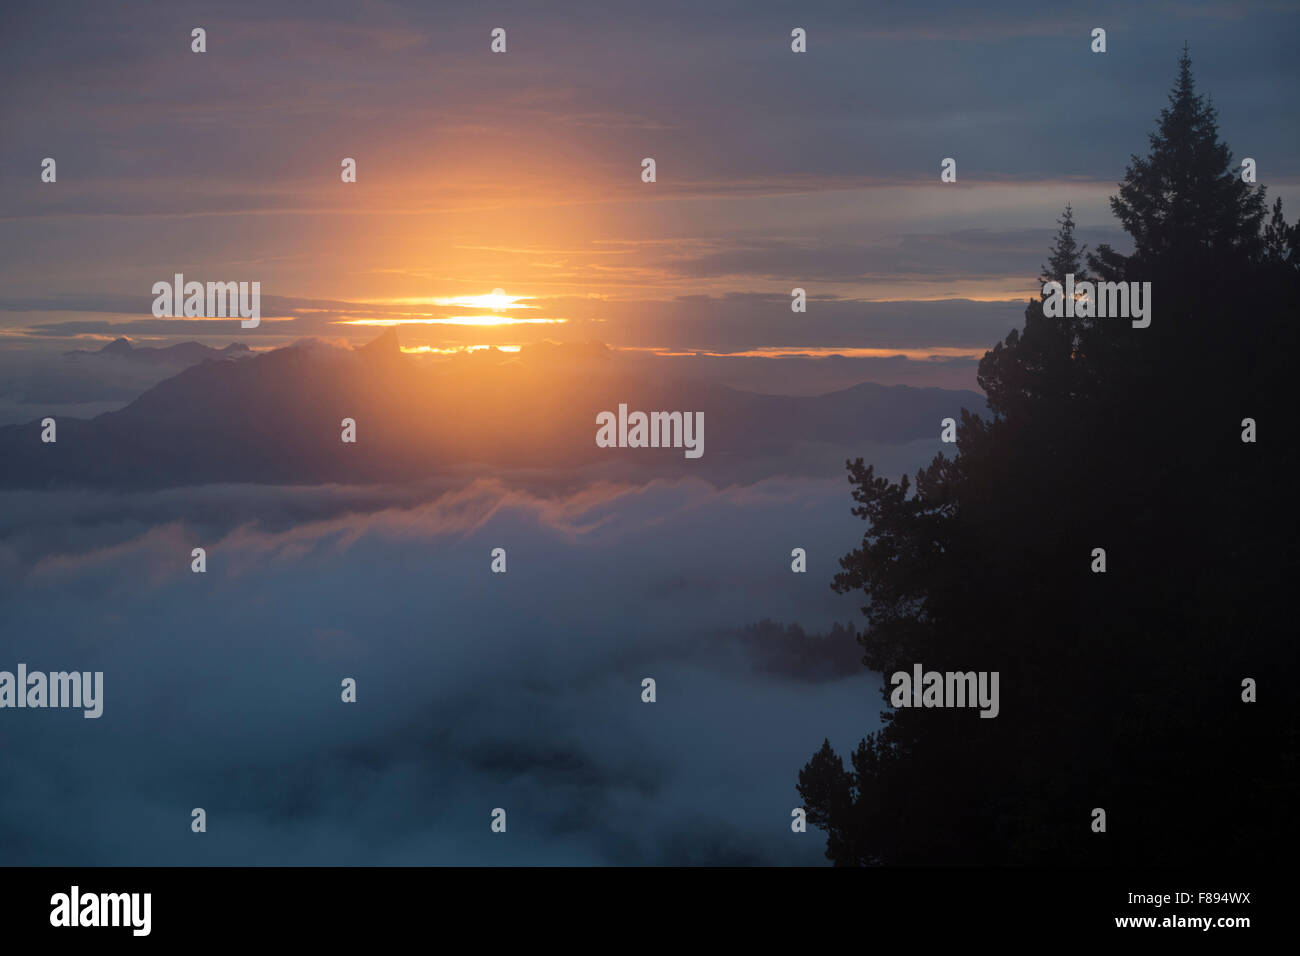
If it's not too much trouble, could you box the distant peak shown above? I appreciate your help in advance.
[358,328,400,356]
[101,337,133,354]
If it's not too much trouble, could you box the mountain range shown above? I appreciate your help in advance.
[0,332,985,489]
[63,337,253,366]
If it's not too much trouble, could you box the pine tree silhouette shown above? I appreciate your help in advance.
[798,50,1300,865]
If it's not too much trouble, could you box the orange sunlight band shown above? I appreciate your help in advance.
[338,316,567,326]
[620,346,985,360]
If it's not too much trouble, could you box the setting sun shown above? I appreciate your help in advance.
[438,291,536,311]
[353,291,538,311]
[336,290,554,328]
[338,315,565,327]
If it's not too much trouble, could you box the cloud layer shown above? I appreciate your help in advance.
[0,471,936,864]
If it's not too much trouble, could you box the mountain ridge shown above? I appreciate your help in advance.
[1,333,985,489]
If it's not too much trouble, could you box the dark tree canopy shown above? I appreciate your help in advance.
[1106,47,1267,265]
[798,50,1300,865]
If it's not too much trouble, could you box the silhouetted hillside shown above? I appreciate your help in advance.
[63,337,252,366]
[0,336,983,489]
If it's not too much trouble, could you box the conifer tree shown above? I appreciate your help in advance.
[798,50,1299,866]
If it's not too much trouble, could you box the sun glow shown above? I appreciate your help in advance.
[338,315,565,326]
[351,291,538,310]
[438,291,536,310]
[336,289,557,327]
[400,344,522,354]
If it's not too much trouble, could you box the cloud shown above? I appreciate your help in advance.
[2,289,1030,350]
[0,470,935,863]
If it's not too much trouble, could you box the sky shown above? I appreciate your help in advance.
[2,0,1297,365]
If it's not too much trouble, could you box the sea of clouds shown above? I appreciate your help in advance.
[0,459,958,864]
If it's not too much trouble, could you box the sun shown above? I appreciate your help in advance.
[431,289,536,311]
[349,290,538,310]
[337,289,561,327]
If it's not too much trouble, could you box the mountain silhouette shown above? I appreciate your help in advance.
[63,337,252,367]
[0,333,982,489]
